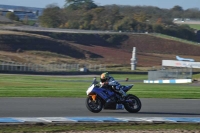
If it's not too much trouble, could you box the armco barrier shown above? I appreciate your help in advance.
[0,117,200,123]
[144,79,192,83]
[0,70,148,75]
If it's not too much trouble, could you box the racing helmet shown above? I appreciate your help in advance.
[100,72,109,82]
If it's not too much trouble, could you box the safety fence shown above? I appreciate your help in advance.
[0,61,106,72]
[148,67,192,80]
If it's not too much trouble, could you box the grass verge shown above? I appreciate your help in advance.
[0,74,200,98]
[0,123,199,132]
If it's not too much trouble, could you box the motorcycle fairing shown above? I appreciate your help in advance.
[122,84,134,92]
[88,86,115,101]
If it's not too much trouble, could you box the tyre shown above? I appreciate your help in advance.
[85,96,103,113]
[124,94,142,113]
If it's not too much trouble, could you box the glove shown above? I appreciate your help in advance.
[100,82,108,87]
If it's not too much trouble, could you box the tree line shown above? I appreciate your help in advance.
[34,0,200,42]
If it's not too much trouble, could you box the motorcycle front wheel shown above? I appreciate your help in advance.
[85,96,103,113]
[124,94,142,113]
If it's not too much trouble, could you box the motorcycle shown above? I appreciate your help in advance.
[86,78,141,113]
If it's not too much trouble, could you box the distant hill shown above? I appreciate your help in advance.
[0,15,12,23]
[0,30,200,68]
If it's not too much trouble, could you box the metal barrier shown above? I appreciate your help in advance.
[148,67,192,80]
[0,62,106,72]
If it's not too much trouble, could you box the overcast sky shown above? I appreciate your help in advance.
[0,0,200,9]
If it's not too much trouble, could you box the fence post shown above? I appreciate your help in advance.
[20,63,22,71]
[77,64,79,71]
[10,62,12,71]
[2,62,4,71]
[24,63,26,71]
[28,63,31,71]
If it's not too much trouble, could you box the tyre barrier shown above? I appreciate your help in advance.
[0,117,200,123]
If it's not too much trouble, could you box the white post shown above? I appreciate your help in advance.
[130,47,137,70]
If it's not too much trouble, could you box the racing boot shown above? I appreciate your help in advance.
[119,89,126,97]
[118,89,126,101]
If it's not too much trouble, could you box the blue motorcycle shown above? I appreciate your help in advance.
[86,78,142,113]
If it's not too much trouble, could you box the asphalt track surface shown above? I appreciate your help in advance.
[0,98,200,117]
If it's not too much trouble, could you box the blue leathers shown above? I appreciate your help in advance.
[100,76,126,97]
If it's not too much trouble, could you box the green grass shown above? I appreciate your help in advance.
[152,33,199,45]
[193,73,200,79]
[152,24,200,45]
[188,24,200,30]
[0,74,200,99]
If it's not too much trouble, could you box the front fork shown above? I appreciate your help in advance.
[89,94,97,101]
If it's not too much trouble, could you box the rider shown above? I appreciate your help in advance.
[100,72,126,97]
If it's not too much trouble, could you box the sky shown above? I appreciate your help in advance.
[0,0,200,9]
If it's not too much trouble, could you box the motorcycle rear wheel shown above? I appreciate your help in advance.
[124,94,142,113]
[86,96,103,113]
